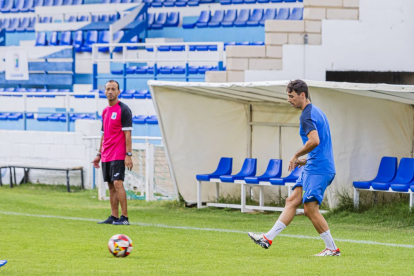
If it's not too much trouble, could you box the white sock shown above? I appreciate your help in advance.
[320,230,337,250]
[264,220,286,241]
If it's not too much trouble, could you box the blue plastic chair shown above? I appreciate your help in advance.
[25,17,36,31]
[1,0,13,12]
[73,30,84,52]
[164,0,175,7]
[60,31,72,46]
[220,9,237,27]
[20,0,34,12]
[244,0,256,3]
[72,0,82,4]
[63,0,73,4]
[372,158,414,191]
[289,7,303,20]
[219,0,231,4]
[232,0,243,3]
[246,8,263,27]
[183,10,210,29]
[80,31,98,52]
[260,8,276,26]
[16,18,30,32]
[165,12,179,27]
[35,32,47,46]
[41,16,52,23]
[97,31,110,52]
[257,0,269,3]
[276,8,290,20]
[353,157,398,190]
[187,0,199,6]
[10,0,25,12]
[220,158,257,183]
[1,19,11,29]
[206,10,224,28]
[78,15,88,22]
[152,13,167,29]
[100,15,110,22]
[244,159,282,184]
[43,0,53,6]
[233,9,250,27]
[49,31,59,46]
[53,0,63,5]
[30,0,43,11]
[196,157,233,181]
[6,18,19,32]
[269,166,303,185]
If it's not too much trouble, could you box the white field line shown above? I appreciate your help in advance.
[1,211,413,249]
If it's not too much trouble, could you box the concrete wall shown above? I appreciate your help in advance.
[0,120,101,188]
[245,0,414,82]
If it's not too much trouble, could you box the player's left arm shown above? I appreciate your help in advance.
[122,106,133,170]
[288,130,320,171]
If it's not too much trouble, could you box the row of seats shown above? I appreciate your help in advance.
[220,0,301,4]
[65,14,118,22]
[145,41,264,51]
[0,88,71,98]
[143,0,214,8]
[148,12,179,29]
[88,89,151,99]
[196,157,303,185]
[184,7,302,28]
[111,65,223,75]
[101,0,140,3]
[353,157,414,192]
[0,0,82,13]
[0,16,34,31]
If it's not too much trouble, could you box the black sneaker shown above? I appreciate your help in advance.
[113,215,129,225]
[97,215,119,224]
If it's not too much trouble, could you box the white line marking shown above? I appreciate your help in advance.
[1,211,413,249]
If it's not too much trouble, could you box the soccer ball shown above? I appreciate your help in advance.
[108,234,133,257]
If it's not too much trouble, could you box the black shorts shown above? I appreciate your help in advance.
[102,160,125,182]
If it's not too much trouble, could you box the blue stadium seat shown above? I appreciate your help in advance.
[147,13,154,29]
[97,31,110,52]
[135,66,149,74]
[170,45,184,51]
[134,90,147,99]
[48,31,59,46]
[276,8,290,20]
[109,14,118,21]
[246,8,263,27]
[101,0,110,2]
[41,16,52,23]
[16,18,30,32]
[26,17,36,31]
[244,159,282,184]
[183,10,210,29]
[206,10,224,28]
[175,0,187,7]
[35,88,47,98]
[6,18,19,32]
[73,30,84,52]
[234,9,250,27]
[20,0,34,12]
[80,31,98,52]
[30,0,43,11]
[260,8,276,26]
[67,16,76,22]
[208,45,217,51]
[196,157,233,181]
[110,0,121,2]
[284,0,296,2]
[78,15,88,22]
[289,7,303,20]
[236,41,249,45]
[219,0,231,4]
[221,9,237,27]
[151,0,163,7]
[43,0,53,6]
[63,0,73,4]
[270,0,282,2]
[187,0,199,6]
[100,15,109,22]
[1,19,10,30]
[372,158,414,191]
[159,66,173,74]
[353,157,398,190]
[112,31,124,52]
[198,65,213,74]
[151,13,167,29]
[232,0,243,4]
[165,12,179,27]
[172,66,185,74]
[220,158,257,183]
[53,0,63,5]
[121,0,131,2]
[188,66,198,74]
[1,0,13,12]
[164,0,175,7]
[126,36,139,50]
[10,0,25,12]
[257,0,269,3]
[244,0,256,3]
[35,32,47,46]
[59,31,72,45]
[269,166,303,185]
[72,0,82,4]
[158,45,170,51]
[91,15,99,22]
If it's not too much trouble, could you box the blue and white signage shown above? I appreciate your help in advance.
[5,50,29,80]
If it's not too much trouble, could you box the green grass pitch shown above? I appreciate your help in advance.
[0,184,413,275]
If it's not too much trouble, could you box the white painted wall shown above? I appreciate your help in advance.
[246,0,414,82]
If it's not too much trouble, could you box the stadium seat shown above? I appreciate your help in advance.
[63,0,73,4]
[59,31,72,45]
[159,66,174,74]
[48,32,59,46]
[43,0,53,6]
[244,0,256,3]
[109,14,118,21]
[284,0,296,2]
[220,158,257,182]
[269,166,303,185]
[151,13,167,29]
[234,9,250,27]
[26,17,36,31]
[10,0,25,12]
[165,12,179,27]
[236,41,249,45]
[110,0,121,2]
[276,8,290,20]
[164,0,175,7]
[126,36,139,50]
[250,41,264,45]
[172,66,185,74]
[20,0,34,12]
[170,45,184,51]
[206,10,224,28]
[353,157,398,190]
[151,0,163,7]
[257,0,269,3]
[78,15,88,22]
[72,0,82,4]
[175,0,187,7]
[121,0,132,2]
[6,18,20,32]
[97,31,110,52]
[233,0,244,4]
[101,0,110,2]
[147,13,155,29]
[270,0,282,2]
[260,8,276,26]
[91,15,99,22]
[289,7,303,20]
[135,66,149,74]
[371,158,414,191]
[53,0,63,5]
[134,90,147,99]
[35,32,47,46]
[244,159,282,184]
[182,10,210,29]
[100,15,110,22]
[80,31,98,52]
[66,16,76,22]
[221,9,237,27]
[1,19,10,30]
[16,18,30,32]
[246,9,263,27]
[219,0,231,4]
[196,157,233,181]
[30,0,43,11]
[73,30,84,52]
[1,0,13,12]
[41,16,52,23]
[187,0,199,6]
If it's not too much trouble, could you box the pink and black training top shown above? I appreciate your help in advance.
[101,101,133,162]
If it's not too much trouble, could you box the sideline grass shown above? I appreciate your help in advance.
[0,184,413,275]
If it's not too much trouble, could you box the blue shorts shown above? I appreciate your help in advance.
[292,172,335,205]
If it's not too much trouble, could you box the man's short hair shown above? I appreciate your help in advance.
[286,79,309,99]
[105,80,120,90]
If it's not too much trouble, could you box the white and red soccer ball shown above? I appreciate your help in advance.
[108,234,133,257]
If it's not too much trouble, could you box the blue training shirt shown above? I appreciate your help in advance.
[299,103,336,175]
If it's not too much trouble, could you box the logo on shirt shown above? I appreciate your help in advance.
[111,112,117,120]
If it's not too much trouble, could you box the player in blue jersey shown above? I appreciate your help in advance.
[248,80,340,256]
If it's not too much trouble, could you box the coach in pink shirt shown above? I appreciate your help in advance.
[92,80,133,225]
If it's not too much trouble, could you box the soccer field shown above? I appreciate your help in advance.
[0,184,413,275]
